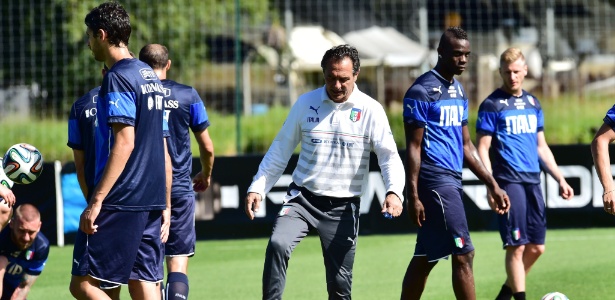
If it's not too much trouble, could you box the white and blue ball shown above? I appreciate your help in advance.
[0,158,13,189]
[2,143,43,185]
[541,292,569,300]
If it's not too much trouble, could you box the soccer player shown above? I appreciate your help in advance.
[0,204,49,300]
[592,95,615,216]
[476,47,574,300]
[245,44,405,300]
[68,65,107,201]
[69,2,172,299]
[139,43,215,300]
[400,27,510,300]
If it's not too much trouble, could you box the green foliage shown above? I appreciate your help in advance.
[0,93,611,162]
[30,228,615,299]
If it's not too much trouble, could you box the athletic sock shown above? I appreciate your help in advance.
[495,284,513,300]
[166,272,189,300]
[512,292,526,300]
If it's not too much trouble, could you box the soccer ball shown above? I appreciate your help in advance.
[0,158,13,189]
[541,292,569,300]
[2,143,43,184]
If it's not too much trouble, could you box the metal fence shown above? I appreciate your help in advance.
[2,0,615,159]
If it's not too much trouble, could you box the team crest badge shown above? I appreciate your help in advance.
[279,206,291,216]
[512,228,521,241]
[527,95,535,106]
[453,235,465,248]
[349,108,362,122]
[25,250,34,260]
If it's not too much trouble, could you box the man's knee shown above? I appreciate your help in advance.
[452,251,475,267]
[526,244,545,256]
[326,271,352,300]
[267,233,294,257]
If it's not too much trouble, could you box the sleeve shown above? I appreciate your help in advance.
[247,100,303,198]
[67,103,83,149]
[604,104,615,130]
[461,97,469,126]
[189,88,210,132]
[102,72,137,126]
[24,242,49,276]
[402,85,430,127]
[476,99,497,135]
[535,98,545,132]
[370,103,405,201]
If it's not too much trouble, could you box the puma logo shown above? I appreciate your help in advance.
[309,105,320,115]
[499,99,509,106]
[432,86,442,94]
[406,104,415,113]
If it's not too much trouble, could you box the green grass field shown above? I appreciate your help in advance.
[31,228,615,299]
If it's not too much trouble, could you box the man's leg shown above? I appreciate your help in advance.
[166,256,190,300]
[69,275,111,300]
[400,256,438,300]
[317,199,360,300]
[522,244,544,274]
[505,245,526,292]
[128,280,160,300]
[451,251,476,300]
[263,204,310,300]
[102,286,121,300]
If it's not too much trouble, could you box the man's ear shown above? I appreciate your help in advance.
[97,28,107,41]
[166,59,172,71]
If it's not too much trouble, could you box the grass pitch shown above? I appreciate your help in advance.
[31,228,615,299]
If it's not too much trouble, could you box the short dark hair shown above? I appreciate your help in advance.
[85,1,131,47]
[139,44,169,70]
[439,26,468,49]
[320,44,360,75]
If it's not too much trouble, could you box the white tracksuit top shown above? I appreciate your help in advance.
[248,85,405,201]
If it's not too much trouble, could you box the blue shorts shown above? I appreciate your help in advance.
[497,182,546,248]
[71,210,164,285]
[413,186,474,262]
[165,194,196,257]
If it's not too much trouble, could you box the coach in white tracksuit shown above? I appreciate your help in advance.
[245,44,405,300]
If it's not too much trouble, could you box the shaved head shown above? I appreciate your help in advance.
[13,203,40,223]
[139,43,169,70]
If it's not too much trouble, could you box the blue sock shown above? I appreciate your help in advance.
[166,272,189,300]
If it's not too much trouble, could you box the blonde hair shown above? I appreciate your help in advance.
[500,47,525,66]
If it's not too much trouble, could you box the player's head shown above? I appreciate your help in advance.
[320,44,360,103]
[139,44,171,71]
[437,26,471,76]
[9,204,41,250]
[85,1,131,61]
[499,47,527,95]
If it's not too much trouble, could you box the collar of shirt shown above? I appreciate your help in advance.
[430,69,454,84]
[319,84,359,107]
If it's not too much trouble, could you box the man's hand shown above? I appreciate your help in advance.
[489,186,510,214]
[381,193,403,218]
[161,207,171,243]
[559,180,574,200]
[408,198,426,227]
[245,192,262,220]
[79,202,102,234]
[192,171,211,193]
[0,186,15,207]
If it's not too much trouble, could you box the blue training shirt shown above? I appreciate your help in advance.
[403,70,468,189]
[161,79,210,198]
[67,86,100,197]
[95,58,168,211]
[476,89,544,184]
[0,228,49,296]
[602,104,615,131]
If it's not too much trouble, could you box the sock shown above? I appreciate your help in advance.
[166,272,189,300]
[495,284,513,300]
[512,292,526,300]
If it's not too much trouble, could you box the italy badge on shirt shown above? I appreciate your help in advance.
[454,235,465,248]
[25,250,34,260]
[279,206,291,216]
[349,108,362,122]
